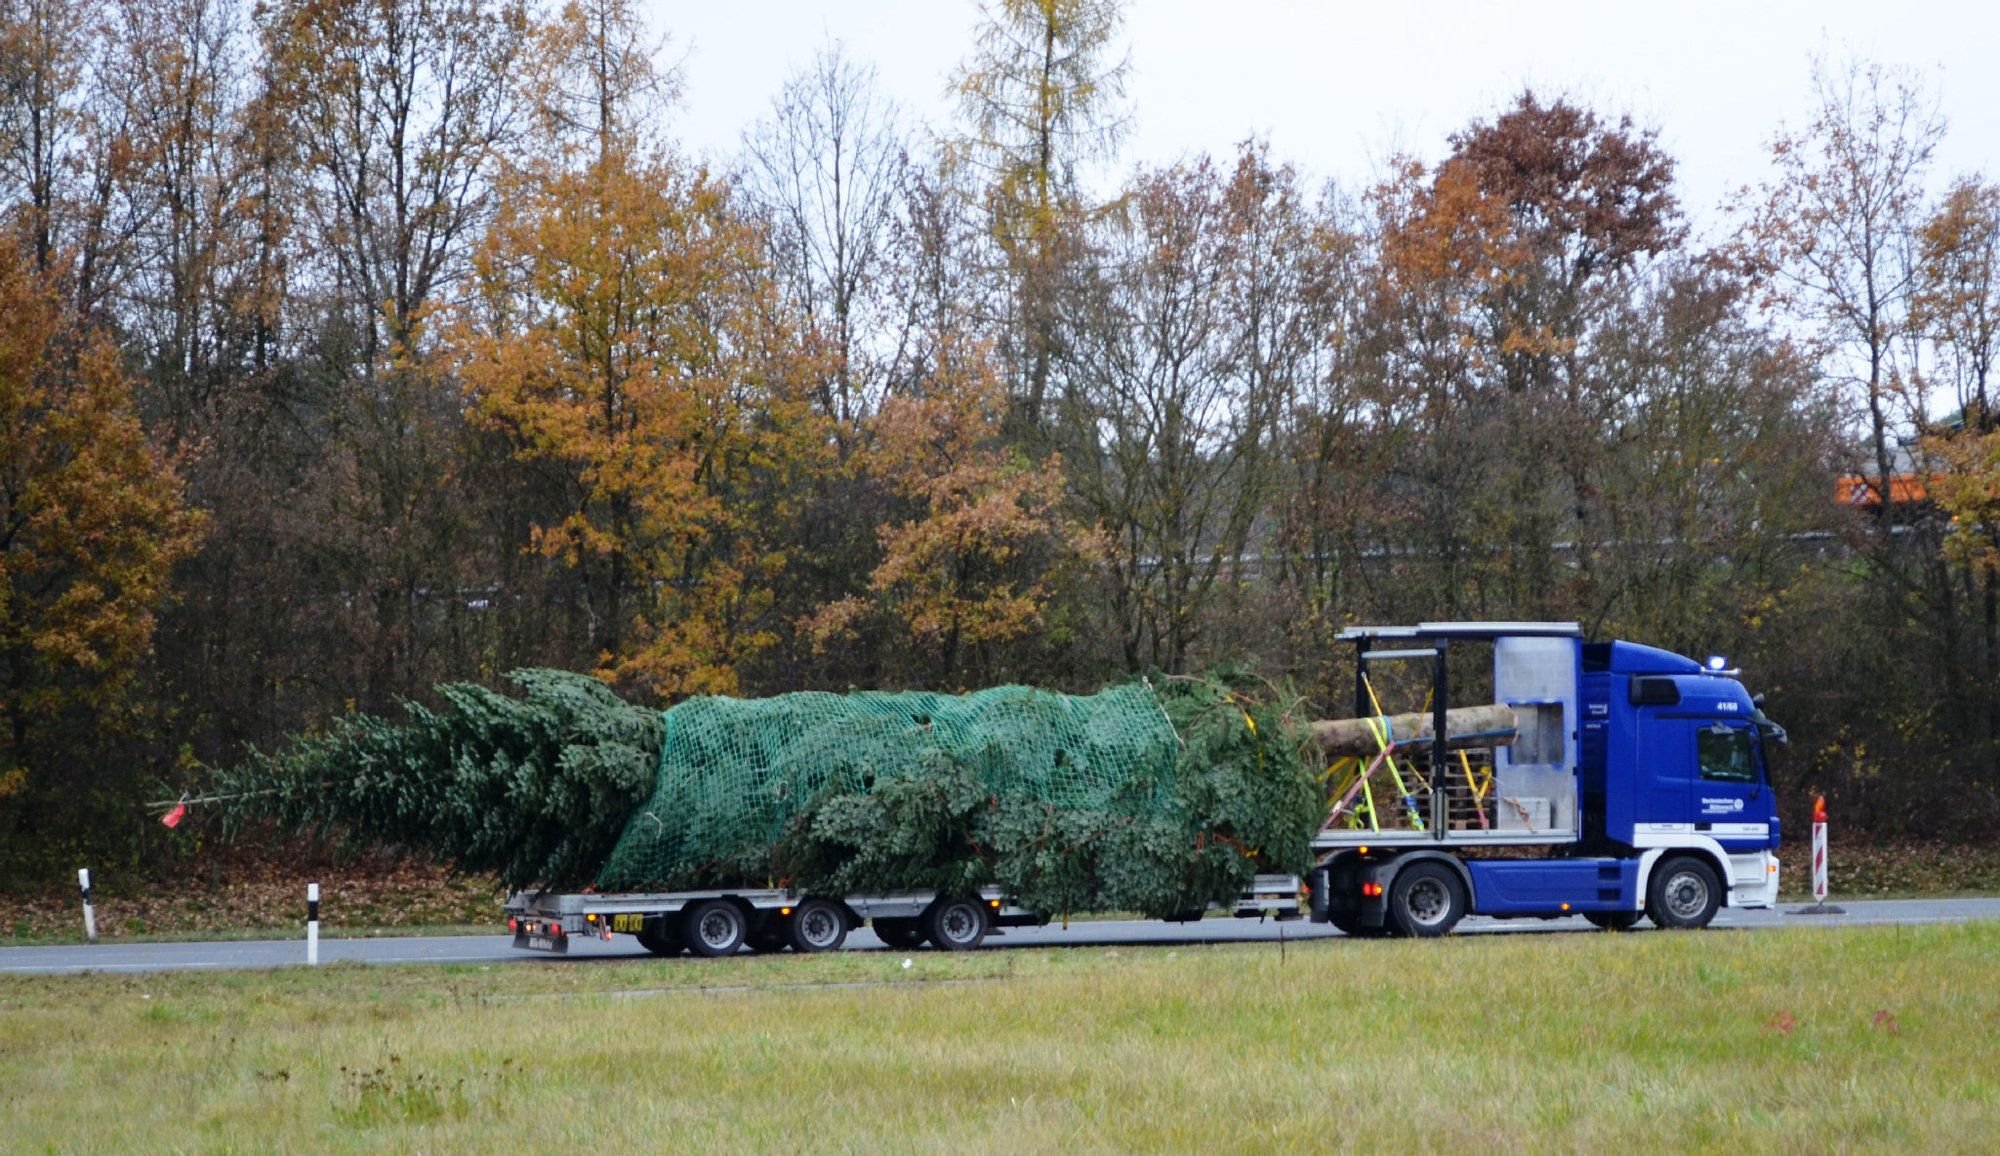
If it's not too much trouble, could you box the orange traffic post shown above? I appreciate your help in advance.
[1793,793,1845,915]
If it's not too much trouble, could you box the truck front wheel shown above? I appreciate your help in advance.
[1388,863,1467,938]
[1646,857,1721,930]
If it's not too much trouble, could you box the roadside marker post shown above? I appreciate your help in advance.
[307,883,320,965]
[1793,795,1845,916]
[1814,799,1828,901]
[78,868,97,943]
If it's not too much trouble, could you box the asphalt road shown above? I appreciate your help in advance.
[5,897,1999,976]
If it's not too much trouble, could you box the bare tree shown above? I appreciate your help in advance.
[1745,56,1944,515]
[742,41,902,431]
[260,0,526,368]
[952,0,1128,429]
[104,0,261,432]
[253,0,528,709]
[1065,149,1309,673]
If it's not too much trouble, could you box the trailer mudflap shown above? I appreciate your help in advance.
[513,931,568,953]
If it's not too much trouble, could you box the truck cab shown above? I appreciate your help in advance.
[1580,641,1782,909]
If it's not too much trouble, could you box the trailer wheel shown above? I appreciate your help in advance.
[635,921,681,956]
[1646,857,1721,930]
[872,917,926,949]
[1388,863,1466,938]
[682,899,747,957]
[925,898,989,951]
[1584,911,1643,932]
[787,899,848,953]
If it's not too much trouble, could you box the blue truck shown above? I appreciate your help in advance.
[1309,622,1784,936]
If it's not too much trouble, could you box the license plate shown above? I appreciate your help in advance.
[513,932,568,954]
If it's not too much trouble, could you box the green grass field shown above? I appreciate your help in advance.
[3,924,1994,1153]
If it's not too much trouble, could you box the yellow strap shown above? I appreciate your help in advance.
[1459,750,1490,801]
[1361,675,1425,830]
[1363,674,1388,721]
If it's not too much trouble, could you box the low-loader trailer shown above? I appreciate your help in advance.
[505,877,1305,956]
[507,622,1784,953]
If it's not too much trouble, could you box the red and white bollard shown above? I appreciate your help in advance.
[1795,794,1845,915]
[1812,796,1828,902]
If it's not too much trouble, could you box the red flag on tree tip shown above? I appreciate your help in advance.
[161,802,186,828]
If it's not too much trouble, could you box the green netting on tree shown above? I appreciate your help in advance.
[596,675,1323,918]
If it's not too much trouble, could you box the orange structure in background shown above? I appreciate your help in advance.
[1835,473,1929,508]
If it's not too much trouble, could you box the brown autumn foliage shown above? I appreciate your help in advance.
[809,344,1092,688]
[456,145,824,700]
[0,238,204,826]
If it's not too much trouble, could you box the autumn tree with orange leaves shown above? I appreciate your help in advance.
[0,241,203,834]
[452,1,823,699]
[1364,93,1683,618]
[455,147,824,699]
[810,344,1089,688]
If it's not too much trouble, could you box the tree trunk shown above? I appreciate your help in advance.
[1310,704,1518,758]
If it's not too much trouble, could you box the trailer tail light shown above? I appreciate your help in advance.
[1361,882,1384,898]
[508,918,518,933]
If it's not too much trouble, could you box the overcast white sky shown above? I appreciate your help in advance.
[650,1,1997,234]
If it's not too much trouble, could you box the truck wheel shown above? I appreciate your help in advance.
[872,917,926,949]
[1388,863,1466,938]
[682,899,747,957]
[635,921,681,956]
[925,898,989,951]
[1646,857,1721,930]
[1584,911,1643,932]
[787,899,848,954]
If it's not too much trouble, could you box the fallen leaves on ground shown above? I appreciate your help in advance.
[2,841,499,941]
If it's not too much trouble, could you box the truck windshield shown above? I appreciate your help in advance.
[1697,725,1757,783]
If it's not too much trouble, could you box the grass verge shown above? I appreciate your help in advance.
[1,923,1992,1152]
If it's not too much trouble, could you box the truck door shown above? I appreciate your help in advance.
[1693,721,1770,849]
